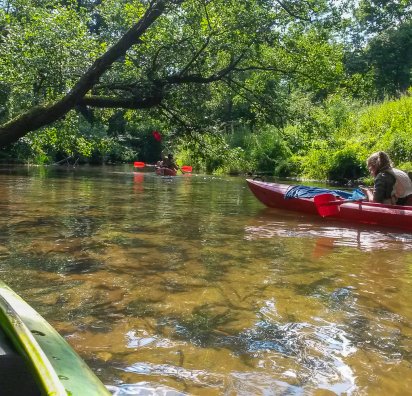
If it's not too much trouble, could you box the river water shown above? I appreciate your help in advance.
[0,165,411,395]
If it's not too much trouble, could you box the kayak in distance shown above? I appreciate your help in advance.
[0,280,111,396]
[155,167,177,176]
[246,179,412,232]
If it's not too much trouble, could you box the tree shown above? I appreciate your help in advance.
[367,21,412,96]
[344,20,412,99]
[355,0,412,35]
[0,0,344,148]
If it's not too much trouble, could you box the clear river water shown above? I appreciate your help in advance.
[0,165,411,395]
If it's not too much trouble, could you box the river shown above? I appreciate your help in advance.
[0,165,411,395]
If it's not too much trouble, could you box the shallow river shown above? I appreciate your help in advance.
[0,165,411,395]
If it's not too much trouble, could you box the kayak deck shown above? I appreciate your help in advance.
[0,280,111,396]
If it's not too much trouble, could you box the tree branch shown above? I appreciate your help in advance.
[275,0,311,21]
[165,52,246,84]
[0,0,179,147]
[79,95,162,109]
[178,35,211,77]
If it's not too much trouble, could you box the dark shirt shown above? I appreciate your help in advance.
[162,158,178,170]
[374,171,396,203]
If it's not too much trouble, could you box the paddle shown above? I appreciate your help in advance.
[314,193,363,217]
[133,162,192,172]
[133,161,159,168]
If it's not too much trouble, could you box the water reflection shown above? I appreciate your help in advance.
[245,208,412,252]
[0,167,411,395]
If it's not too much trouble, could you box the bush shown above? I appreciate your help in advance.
[175,132,255,175]
[245,126,292,174]
[328,145,367,182]
[295,93,412,181]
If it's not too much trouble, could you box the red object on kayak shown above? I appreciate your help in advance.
[246,179,412,232]
[181,166,192,172]
[152,130,162,142]
[134,161,145,168]
[314,193,363,217]
[156,167,177,176]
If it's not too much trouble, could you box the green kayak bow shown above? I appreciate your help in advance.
[0,280,111,395]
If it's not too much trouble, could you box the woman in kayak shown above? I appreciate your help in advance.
[360,151,412,205]
[162,153,180,171]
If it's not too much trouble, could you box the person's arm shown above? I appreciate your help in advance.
[359,186,374,201]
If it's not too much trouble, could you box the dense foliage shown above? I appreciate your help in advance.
[174,92,412,183]
[0,0,411,182]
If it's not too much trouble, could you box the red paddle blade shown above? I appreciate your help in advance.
[134,161,145,168]
[314,193,340,217]
[152,130,162,142]
[181,165,192,172]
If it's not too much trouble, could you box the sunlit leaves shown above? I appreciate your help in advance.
[96,0,146,41]
[355,0,412,34]
[0,0,99,115]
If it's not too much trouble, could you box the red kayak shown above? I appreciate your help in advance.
[156,167,177,176]
[246,179,412,232]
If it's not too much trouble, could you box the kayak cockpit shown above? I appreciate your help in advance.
[0,328,41,396]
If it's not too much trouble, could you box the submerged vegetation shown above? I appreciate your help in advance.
[0,0,412,182]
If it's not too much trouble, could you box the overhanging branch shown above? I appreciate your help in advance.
[79,95,162,109]
[0,0,178,147]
